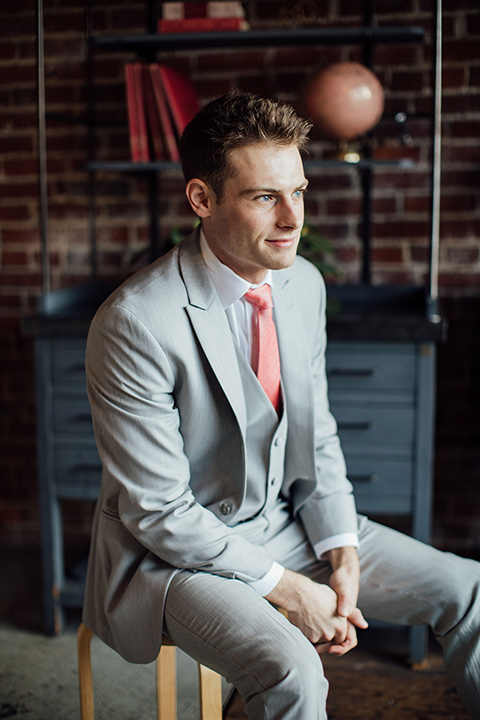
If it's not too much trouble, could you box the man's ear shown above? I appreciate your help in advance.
[185,178,214,218]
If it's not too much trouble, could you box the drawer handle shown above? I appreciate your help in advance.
[71,413,93,424]
[351,473,378,484]
[71,362,86,372]
[338,420,376,431]
[328,367,379,377]
[73,464,102,474]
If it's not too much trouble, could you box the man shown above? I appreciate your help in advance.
[84,90,480,719]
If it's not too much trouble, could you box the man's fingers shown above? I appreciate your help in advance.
[327,622,359,656]
[348,607,369,629]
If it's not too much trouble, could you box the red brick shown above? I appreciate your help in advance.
[373,146,421,162]
[372,171,431,190]
[411,245,430,262]
[373,220,429,238]
[372,270,416,285]
[372,197,397,213]
[1,272,42,286]
[449,120,480,138]
[445,247,480,264]
[43,9,86,34]
[443,93,480,114]
[404,196,430,212]
[0,205,32,221]
[0,294,21,308]
[326,198,362,215]
[443,0,480,11]
[1,229,39,245]
[466,12,480,35]
[440,272,480,288]
[440,219,477,237]
[442,146,480,164]
[375,0,415,12]
[391,70,428,92]
[334,247,360,263]
[375,45,417,66]
[3,159,38,177]
[0,41,16,61]
[372,247,404,262]
[442,67,467,89]
[443,39,480,64]
[439,194,476,213]
[469,66,480,87]
[1,252,29,266]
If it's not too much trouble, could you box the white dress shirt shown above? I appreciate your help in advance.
[200,231,358,595]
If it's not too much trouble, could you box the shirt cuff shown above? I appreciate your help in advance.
[313,533,359,560]
[246,561,285,596]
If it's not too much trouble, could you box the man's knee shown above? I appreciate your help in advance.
[241,628,329,718]
[433,555,480,638]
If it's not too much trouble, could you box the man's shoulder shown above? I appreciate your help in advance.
[97,231,203,318]
[101,246,184,314]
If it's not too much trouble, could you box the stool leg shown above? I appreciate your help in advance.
[198,664,223,720]
[77,623,95,720]
[156,644,177,720]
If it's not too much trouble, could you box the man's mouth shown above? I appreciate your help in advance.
[265,238,296,246]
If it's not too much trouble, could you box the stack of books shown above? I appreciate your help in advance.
[158,1,248,33]
[124,63,200,163]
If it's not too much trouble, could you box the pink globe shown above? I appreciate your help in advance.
[304,62,385,141]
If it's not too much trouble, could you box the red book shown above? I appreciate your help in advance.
[157,65,200,137]
[133,62,149,162]
[148,65,180,162]
[124,63,141,163]
[157,17,246,33]
[142,65,166,161]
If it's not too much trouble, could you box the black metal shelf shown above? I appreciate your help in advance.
[86,157,415,173]
[91,26,425,53]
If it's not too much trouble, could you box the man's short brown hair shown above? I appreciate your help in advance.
[179,90,312,201]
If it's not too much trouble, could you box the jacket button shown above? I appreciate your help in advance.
[219,501,232,516]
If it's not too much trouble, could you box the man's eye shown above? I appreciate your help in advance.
[259,195,273,202]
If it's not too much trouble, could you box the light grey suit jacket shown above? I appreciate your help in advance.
[83,230,357,663]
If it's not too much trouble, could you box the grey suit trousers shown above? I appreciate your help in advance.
[163,513,480,720]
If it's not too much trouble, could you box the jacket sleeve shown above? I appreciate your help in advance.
[86,300,275,584]
[294,264,359,546]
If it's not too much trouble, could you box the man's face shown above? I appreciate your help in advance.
[202,143,308,284]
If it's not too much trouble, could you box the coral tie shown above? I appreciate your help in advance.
[244,284,281,414]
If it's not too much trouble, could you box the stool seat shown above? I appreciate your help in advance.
[77,622,223,720]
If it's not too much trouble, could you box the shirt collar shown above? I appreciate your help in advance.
[199,229,273,310]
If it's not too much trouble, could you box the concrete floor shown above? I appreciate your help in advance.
[0,545,471,720]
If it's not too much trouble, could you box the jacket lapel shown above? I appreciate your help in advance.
[273,269,316,481]
[179,232,247,434]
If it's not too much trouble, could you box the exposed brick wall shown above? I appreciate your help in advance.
[0,1,479,556]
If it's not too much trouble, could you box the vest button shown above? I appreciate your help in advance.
[219,501,232,516]
[274,437,283,446]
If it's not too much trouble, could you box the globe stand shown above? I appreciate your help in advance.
[337,139,361,164]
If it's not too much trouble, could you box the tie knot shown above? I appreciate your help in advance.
[244,284,273,311]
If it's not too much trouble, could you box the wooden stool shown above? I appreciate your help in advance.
[77,622,223,720]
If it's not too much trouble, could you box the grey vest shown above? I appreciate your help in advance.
[229,344,289,530]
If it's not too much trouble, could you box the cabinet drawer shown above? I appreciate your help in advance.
[346,457,413,514]
[53,396,94,435]
[330,403,414,449]
[55,444,102,499]
[326,344,415,392]
[51,340,87,388]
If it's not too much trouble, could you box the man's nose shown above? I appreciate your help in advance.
[277,198,303,228]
